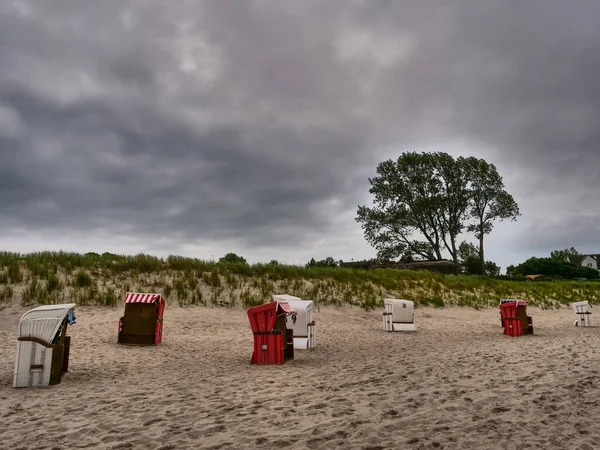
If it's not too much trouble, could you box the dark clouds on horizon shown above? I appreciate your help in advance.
[1,0,599,268]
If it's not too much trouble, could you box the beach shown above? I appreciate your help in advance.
[1,304,599,450]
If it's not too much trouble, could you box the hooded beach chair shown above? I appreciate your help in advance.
[572,301,592,327]
[273,295,316,350]
[500,300,533,337]
[118,293,165,345]
[248,300,297,364]
[383,299,416,332]
[14,303,77,388]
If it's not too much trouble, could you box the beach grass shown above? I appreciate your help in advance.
[0,251,598,309]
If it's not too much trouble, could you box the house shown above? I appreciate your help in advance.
[566,254,600,272]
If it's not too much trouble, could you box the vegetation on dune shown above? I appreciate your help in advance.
[0,250,598,311]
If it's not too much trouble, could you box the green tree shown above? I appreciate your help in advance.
[458,241,481,274]
[514,257,599,280]
[434,153,471,264]
[306,257,339,268]
[485,261,501,277]
[464,157,520,274]
[550,247,580,261]
[219,253,247,264]
[506,264,516,277]
[356,152,469,262]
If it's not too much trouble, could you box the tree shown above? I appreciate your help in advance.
[485,261,501,277]
[433,153,471,264]
[550,247,580,261]
[219,253,247,264]
[464,157,520,274]
[306,256,339,268]
[356,152,469,263]
[458,240,500,276]
[514,256,599,280]
[506,264,516,277]
[457,241,481,274]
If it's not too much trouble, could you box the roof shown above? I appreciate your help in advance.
[18,303,76,344]
[277,301,297,315]
[568,254,600,265]
[124,293,165,304]
[384,298,413,305]
[500,300,528,307]
[273,294,302,303]
[247,301,297,333]
[285,299,314,312]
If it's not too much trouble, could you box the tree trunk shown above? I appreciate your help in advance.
[449,233,458,265]
[478,224,485,275]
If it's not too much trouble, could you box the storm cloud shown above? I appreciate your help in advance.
[1,0,599,268]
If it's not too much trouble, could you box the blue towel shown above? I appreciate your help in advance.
[68,308,77,325]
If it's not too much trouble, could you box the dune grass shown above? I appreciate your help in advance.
[0,251,598,309]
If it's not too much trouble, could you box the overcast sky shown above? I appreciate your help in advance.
[1,1,599,271]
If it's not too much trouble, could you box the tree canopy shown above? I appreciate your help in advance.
[464,157,520,273]
[514,256,599,280]
[306,256,340,268]
[550,247,580,261]
[356,152,519,272]
[219,253,247,264]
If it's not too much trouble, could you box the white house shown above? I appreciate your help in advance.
[566,254,600,272]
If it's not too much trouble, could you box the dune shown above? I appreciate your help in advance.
[1,304,600,449]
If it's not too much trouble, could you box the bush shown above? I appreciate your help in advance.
[74,270,92,287]
[0,286,13,302]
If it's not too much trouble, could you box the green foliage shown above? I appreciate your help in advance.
[8,262,22,283]
[356,152,520,270]
[420,296,445,308]
[356,152,449,261]
[306,257,339,268]
[163,283,172,299]
[219,253,247,264]
[99,286,118,306]
[550,247,580,261]
[74,270,92,287]
[514,257,599,280]
[485,261,501,277]
[46,272,62,293]
[0,285,13,302]
[464,157,520,272]
[174,279,188,301]
[21,276,56,306]
[0,249,599,309]
[241,289,264,308]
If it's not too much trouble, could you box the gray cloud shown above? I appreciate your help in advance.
[1,0,599,268]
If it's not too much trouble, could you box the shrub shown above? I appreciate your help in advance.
[74,270,92,288]
[0,286,13,302]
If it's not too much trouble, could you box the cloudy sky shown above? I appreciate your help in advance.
[1,0,599,271]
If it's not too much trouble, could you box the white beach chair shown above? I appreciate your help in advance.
[383,299,416,332]
[572,301,592,327]
[14,303,77,388]
[274,294,316,350]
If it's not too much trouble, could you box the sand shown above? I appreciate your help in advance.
[1,303,600,450]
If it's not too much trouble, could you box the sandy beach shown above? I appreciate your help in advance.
[1,304,600,450]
